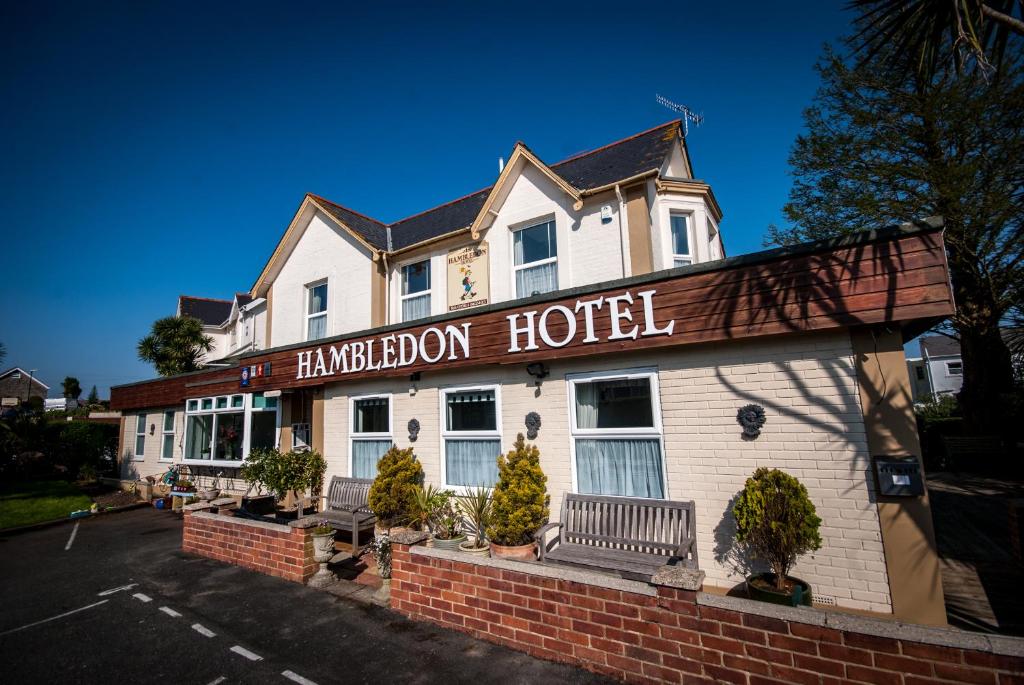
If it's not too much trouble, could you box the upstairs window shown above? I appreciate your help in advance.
[401,260,431,322]
[306,281,328,341]
[670,213,692,266]
[514,219,557,297]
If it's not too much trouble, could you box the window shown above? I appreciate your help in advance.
[670,213,692,266]
[250,392,279,453]
[134,414,146,461]
[514,219,557,297]
[946,361,963,376]
[184,394,246,464]
[160,411,175,461]
[915,366,926,380]
[441,386,501,489]
[11,371,21,380]
[569,369,666,498]
[350,395,392,479]
[401,260,431,322]
[306,281,328,340]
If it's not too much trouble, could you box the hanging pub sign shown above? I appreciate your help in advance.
[241,362,272,387]
[447,242,490,312]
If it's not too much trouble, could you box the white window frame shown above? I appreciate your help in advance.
[566,367,668,499]
[670,212,693,267]
[160,410,175,462]
[133,414,147,461]
[182,394,252,467]
[946,361,963,377]
[305,279,328,341]
[400,258,432,322]
[439,383,502,493]
[512,218,558,298]
[348,393,393,478]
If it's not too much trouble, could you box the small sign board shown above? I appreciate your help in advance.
[241,362,272,388]
[447,242,489,313]
[872,455,924,497]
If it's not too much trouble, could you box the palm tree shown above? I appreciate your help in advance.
[849,0,1023,79]
[138,316,215,377]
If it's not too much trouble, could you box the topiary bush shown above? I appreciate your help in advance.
[368,445,423,527]
[732,467,822,591]
[486,433,549,547]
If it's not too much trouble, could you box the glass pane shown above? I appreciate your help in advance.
[162,434,175,460]
[515,261,557,298]
[163,411,175,432]
[216,396,227,409]
[446,390,496,431]
[201,398,213,411]
[402,260,430,295]
[134,435,145,457]
[249,410,277,452]
[575,378,654,429]
[252,392,278,410]
[187,400,198,412]
[308,283,327,314]
[352,439,393,479]
[446,439,501,487]
[673,257,692,267]
[401,293,431,322]
[575,438,664,498]
[215,412,245,461]
[354,398,389,433]
[307,313,326,340]
[514,221,556,265]
[136,414,146,433]
[186,414,214,460]
[231,395,243,408]
[671,214,690,256]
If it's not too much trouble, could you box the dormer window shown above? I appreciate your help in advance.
[670,213,692,266]
[306,281,328,341]
[514,219,557,298]
[401,260,431,322]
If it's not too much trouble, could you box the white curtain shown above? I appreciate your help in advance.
[402,293,431,322]
[575,382,599,429]
[445,439,500,487]
[516,262,557,298]
[352,439,392,479]
[575,438,664,498]
[307,314,326,340]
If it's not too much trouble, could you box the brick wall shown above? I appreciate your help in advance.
[390,541,1024,685]
[182,509,317,583]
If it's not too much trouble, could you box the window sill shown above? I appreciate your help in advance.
[182,459,245,468]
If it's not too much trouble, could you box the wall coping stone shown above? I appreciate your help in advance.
[289,516,320,530]
[191,510,293,534]
[210,497,237,507]
[391,531,430,546]
[183,502,214,513]
[651,565,705,591]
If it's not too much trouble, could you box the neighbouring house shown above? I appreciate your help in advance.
[907,331,1023,402]
[44,397,78,411]
[177,293,268,362]
[111,120,954,625]
[0,367,49,405]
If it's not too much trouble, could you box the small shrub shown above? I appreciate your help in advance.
[240,447,326,502]
[458,487,492,549]
[732,467,822,592]
[368,446,423,527]
[407,483,446,532]
[915,393,960,420]
[486,434,549,547]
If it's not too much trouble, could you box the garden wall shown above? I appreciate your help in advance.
[390,537,1024,685]
[182,505,317,583]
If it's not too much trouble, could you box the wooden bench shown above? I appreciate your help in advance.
[535,493,698,582]
[942,436,1004,469]
[318,476,376,556]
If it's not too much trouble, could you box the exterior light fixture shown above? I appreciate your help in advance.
[526,362,549,386]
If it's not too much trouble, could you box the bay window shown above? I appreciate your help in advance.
[670,213,692,266]
[350,395,392,479]
[442,386,500,489]
[306,281,328,341]
[514,219,557,297]
[401,260,431,322]
[184,393,278,465]
[569,369,666,498]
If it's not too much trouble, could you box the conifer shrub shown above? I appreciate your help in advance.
[732,467,822,591]
[368,445,423,526]
[486,434,549,546]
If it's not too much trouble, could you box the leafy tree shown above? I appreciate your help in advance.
[137,316,214,376]
[61,376,82,400]
[487,434,549,547]
[87,385,99,404]
[368,446,423,527]
[768,47,1023,433]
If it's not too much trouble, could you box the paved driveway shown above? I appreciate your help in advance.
[0,508,611,684]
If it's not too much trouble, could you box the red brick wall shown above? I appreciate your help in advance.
[390,542,1024,685]
[182,511,317,583]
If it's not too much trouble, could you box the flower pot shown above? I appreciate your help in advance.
[745,573,812,607]
[312,530,336,563]
[489,541,537,561]
[198,488,220,502]
[433,534,466,551]
[459,540,490,557]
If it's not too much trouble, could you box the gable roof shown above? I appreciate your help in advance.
[919,336,960,358]
[178,295,233,327]
[0,368,50,389]
[308,195,389,251]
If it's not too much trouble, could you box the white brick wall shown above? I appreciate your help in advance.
[120,408,183,481]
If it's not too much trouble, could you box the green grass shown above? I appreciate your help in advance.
[0,480,93,530]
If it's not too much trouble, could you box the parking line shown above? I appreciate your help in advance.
[205,678,227,685]
[159,606,182,618]
[98,583,138,596]
[64,522,80,551]
[230,645,263,661]
[192,623,216,638]
[0,600,108,637]
[282,670,318,685]
[132,593,152,603]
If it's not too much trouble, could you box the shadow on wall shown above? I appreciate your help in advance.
[712,492,762,583]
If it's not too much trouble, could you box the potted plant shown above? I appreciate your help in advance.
[240,447,327,518]
[486,434,549,560]
[368,446,423,534]
[457,486,492,557]
[431,493,466,551]
[408,483,445,534]
[308,519,337,588]
[198,470,222,502]
[733,467,822,607]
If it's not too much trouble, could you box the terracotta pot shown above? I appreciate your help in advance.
[489,541,537,561]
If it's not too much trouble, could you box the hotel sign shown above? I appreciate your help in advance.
[446,242,490,312]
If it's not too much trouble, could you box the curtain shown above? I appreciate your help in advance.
[575,438,664,498]
[402,293,431,322]
[516,262,557,298]
[352,439,392,479]
[307,314,326,340]
[575,382,599,429]
[445,439,500,487]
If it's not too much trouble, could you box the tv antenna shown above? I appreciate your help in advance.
[656,94,703,136]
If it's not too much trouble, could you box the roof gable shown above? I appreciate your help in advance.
[0,368,50,389]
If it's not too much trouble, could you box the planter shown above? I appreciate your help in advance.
[374,522,390,540]
[309,530,337,588]
[490,541,537,561]
[198,488,220,502]
[459,540,490,557]
[745,573,813,607]
[389,525,412,536]
[433,534,466,551]
[240,495,276,516]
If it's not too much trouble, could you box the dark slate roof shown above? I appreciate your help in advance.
[235,293,254,308]
[919,335,961,358]
[179,296,233,326]
[314,120,682,253]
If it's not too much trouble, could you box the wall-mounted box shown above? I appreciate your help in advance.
[873,456,925,497]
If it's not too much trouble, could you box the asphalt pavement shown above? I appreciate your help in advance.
[0,507,611,684]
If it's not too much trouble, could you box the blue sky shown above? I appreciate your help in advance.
[0,2,854,397]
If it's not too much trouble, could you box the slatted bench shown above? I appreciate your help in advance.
[535,493,698,582]
[318,476,376,556]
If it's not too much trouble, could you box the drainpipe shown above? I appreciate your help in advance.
[614,184,629,278]
[382,252,391,325]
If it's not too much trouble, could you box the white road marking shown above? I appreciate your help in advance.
[132,593,152,603]
[98,583,138,596]
[159,606,181,618]
[192,623,216,637]
[0,600,108,636]
[205,678,227,685]
[230,645,263,661]
[64,522,80,551]
[282,670,319,685]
